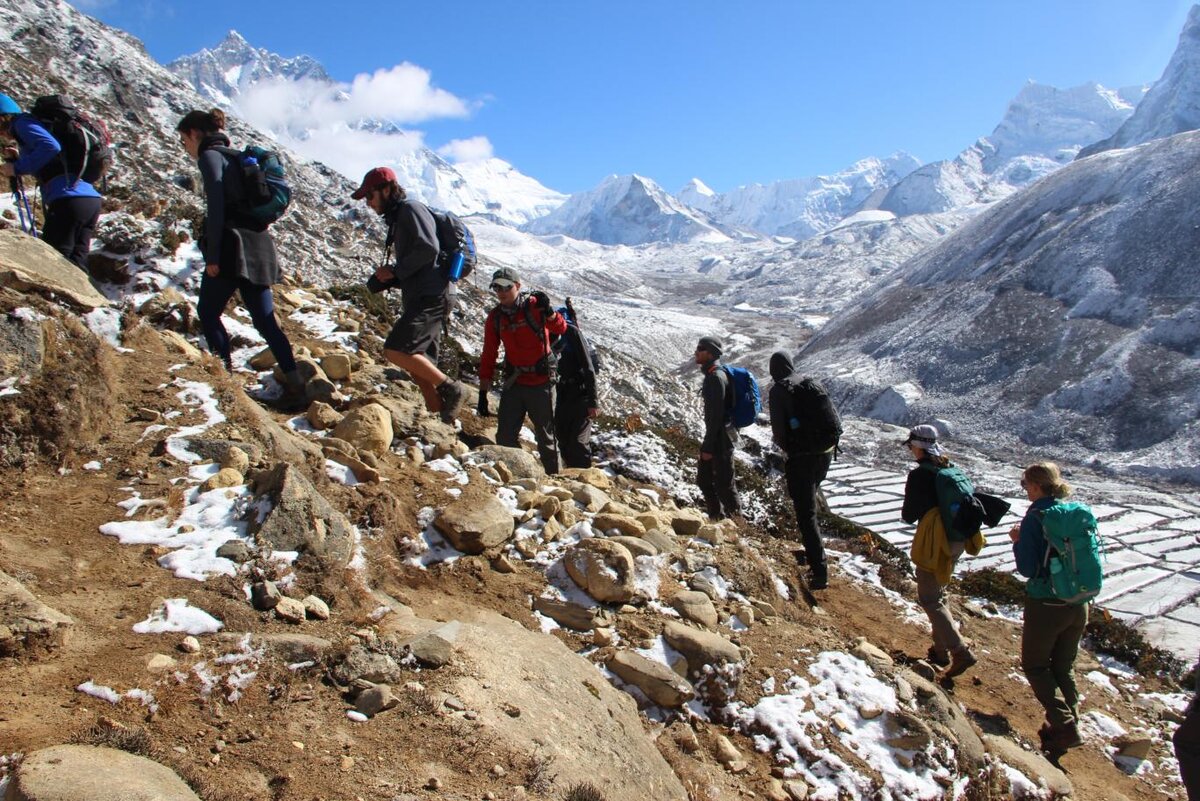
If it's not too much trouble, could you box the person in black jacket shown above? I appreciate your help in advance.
[768,351,834,589]
[353,167,466,424]
[553,306,599,468]
[901,424,977,678]
[695,336,740,520]
[1177,651,1200,800]
[176,109,303,407]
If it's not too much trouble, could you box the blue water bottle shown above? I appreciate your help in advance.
[447,250,465,282]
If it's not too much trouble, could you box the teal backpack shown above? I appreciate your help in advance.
[922,462,985,542]
[1038,501,1103,605]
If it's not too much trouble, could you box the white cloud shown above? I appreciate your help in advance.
[438,136,494,164]
[232,62,476,184]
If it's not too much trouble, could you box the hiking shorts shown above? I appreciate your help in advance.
[385,294,445,359]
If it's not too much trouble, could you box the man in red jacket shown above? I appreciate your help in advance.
[478,267,566,474]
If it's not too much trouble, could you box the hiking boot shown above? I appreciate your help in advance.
[268,369,308,413]
[1041,722,1083,753]
[942,647,977,678]
[809,564,828,590]
[926,647,951,668]
[436,379,467,423]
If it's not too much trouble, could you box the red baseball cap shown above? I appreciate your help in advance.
[351,167,397,200]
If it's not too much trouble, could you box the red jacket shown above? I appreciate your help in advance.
[480,297,567,387]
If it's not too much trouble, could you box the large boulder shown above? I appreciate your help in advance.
[0,228,109,310]
[434,494,515,554]
[607,650,695,708]
[7,744,200,800]
[564,539,637,603]
[469,444,545,480]
[670,591,718,629]
[248,463,355,564]
[981,735,1072,797]
[331,403,394,456]
[449,610,688,800]
[0,569,73,656]
[662,621,742,676]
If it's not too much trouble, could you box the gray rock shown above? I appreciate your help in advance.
[0,570,73,656]
[252,633,332,663]
[0,228,109,309]
[8,744,200,800]
[670,591,719,629]
[608,650,695,708]
[274,596,307,623]
[248,463,355,565]
[564,539,638,603]
[851,637,894,670]
[0,310,46,377]
[404,622,460,668]
[434,495,515,554]
[641,528,678,555]
[982,734,1073,797]
[330,645,403,686]
[609,535,658,558]
[471,444,545,480]
[355,683,398,717]
[532,598,614,631]
[897,668,987,772]
[302,595,330,620]
[250,581,281,611]
[183,438,264,467]
[216,539,252,563]
[671,510,707,537]
[661,621,742,676]
[592,513,646,537]
[571,483,611,512]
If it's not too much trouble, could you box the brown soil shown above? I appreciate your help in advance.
[0,324,1183,801]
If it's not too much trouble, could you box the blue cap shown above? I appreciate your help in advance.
[0,94,19,115]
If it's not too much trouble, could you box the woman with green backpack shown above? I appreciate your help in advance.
[1009,461,1097,757]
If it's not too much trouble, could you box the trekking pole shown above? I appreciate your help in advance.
[10,177,37,237]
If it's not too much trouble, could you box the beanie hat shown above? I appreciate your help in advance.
[697,336,723,358]
[903,424,944,457]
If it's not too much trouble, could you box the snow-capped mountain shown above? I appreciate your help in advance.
[681,153,922,239]
[879,81,1141,216]
[167,32,566,225]
[166,30,330,106]
[1079,5,1200,157]
[521,174,738,246]
[799,129,1200,481]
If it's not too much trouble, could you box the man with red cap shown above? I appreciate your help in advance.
[353,167,466,423]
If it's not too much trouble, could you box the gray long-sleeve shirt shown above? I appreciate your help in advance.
[701,364,735,454]
[384,199,446,302]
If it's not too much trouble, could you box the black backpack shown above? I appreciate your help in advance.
[784,376,842,452]
[29,95,113,186]
[429,208,476,281]
[552,300,600,375]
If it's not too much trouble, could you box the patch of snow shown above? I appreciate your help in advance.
[132,598,224,635]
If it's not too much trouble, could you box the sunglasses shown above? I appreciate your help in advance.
[490,283,514,293]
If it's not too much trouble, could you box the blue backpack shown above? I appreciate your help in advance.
[722,366,761,428]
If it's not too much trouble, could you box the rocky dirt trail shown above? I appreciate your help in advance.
[0,229,1191,801]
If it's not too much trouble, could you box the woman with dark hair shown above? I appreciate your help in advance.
[900,424,977,679]
[176,108,302,406]
[1009,461,1088,756]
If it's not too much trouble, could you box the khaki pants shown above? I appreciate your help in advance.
[915,556,966,656]
[1021,596,1088,727]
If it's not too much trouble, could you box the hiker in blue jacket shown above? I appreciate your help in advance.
[695,336,740,520]
[900,424,977,679]
[0,92,102,272]
[177,108,303,409]
[1009,461,1087,757]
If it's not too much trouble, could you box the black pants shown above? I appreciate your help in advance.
[785,451,833,575]
[555,386,593,468]
[497,381,560,474]
[1176,674,1200,800]
[197,273,297,374]
[42,195,101,272]
[697,445,739,519]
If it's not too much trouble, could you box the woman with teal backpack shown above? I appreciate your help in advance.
[1009,461,1096,757]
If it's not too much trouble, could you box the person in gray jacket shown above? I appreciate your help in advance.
[176,109,303,408]
[695,336,740,520]
[354,167,467,424]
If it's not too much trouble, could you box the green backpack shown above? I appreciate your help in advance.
[922,462,985,542]
[1038,501,1103,605]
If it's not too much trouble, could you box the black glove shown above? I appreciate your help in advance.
[476,392,491,417]
[529,290,551,310]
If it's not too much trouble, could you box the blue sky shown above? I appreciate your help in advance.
[83,0,1193,194]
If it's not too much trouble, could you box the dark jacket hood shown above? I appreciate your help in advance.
[769,351,795,381]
